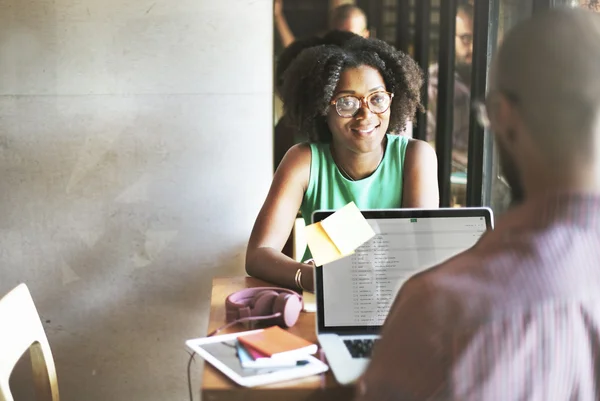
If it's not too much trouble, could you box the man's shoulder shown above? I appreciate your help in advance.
[400,234,505,326]
[399,252,475,312]
[407,246,479,289]
[402,203,552,321]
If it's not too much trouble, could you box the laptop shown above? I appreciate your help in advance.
[312,207,494,385]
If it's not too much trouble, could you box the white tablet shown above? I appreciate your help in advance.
[186,329,329,387]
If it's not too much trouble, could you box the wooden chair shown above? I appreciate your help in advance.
[0,284,59,401]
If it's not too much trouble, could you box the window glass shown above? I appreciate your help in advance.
[485,0,533,214]
[552,0,600,11]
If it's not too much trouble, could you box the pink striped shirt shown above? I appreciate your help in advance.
[356,193,600,401]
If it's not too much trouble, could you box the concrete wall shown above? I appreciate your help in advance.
[0,0,273,400]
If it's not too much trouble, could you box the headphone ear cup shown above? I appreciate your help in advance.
[250,290,279,317]
[273,293,302,328]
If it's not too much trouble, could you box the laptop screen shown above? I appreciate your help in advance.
[313,208,493,334]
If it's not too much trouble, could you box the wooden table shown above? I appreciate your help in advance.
[201,276,353,401]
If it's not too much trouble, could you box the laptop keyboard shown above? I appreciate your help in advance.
[344,339,378,358]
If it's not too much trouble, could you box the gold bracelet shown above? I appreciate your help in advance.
[294,268,305,291]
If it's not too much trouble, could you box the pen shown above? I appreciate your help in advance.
[245,359,310,368]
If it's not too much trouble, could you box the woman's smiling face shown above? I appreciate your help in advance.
[326,65,391,154]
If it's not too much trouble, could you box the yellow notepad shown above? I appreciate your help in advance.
[304,202,375,266]
[320,202,376,255]
[304,221,352,266]
[302,291,316,312]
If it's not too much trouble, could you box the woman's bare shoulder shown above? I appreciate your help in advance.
[274,142,313,190]
[405,138,437,164]
[278,143,312,173]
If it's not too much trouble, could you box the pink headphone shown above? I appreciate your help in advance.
[208,287,303,337]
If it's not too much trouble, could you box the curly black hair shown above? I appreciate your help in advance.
[281,36,424,143]
[275,30,359,96]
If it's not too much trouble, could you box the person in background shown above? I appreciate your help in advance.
[274,0,369,48]
[579,0,600,11]
[329,3,369,38]
[427,3,474,169]
[356,8,600,401]
[247,37,438,292]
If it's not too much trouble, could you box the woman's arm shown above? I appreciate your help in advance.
[246,143,314,290]
[401,139,440,208]
[274,0,296,48]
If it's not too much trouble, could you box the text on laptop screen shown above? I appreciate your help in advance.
[322,216,488,327]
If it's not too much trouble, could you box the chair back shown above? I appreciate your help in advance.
[0,283,59,401]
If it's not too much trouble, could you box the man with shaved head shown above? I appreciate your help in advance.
[274,0,369,48]
[355,8,600,401]
[329,4,369,38]
[427,4,474,170]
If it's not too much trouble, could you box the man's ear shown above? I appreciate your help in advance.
[490,94,519,145]
[363,29,370,38]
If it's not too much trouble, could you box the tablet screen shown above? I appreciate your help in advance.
[187,330,329,387]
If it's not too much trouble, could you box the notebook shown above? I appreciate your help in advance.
[235,341,310,368]
[237,326,318,359]
[241,342,270,360]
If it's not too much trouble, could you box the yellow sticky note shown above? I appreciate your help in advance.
[302,291,316,313]
[320,202,376,255]
[304,221,352,266]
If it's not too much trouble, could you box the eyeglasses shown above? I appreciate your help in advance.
[472,90,520,130]
[456,33,473,45]
[330,91,394,118]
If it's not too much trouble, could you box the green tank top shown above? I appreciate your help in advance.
[299,134,410,261]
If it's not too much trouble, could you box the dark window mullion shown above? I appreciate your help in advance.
[435,0,457,207]
[413,0,431,142]
[466,0,492,206]
[369,0,385,39]
[396,0,411,53]
[482,0,501,207]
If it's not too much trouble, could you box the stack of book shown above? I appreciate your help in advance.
[235,326,318,369]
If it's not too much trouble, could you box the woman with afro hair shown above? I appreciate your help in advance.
[247,36,439,291]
